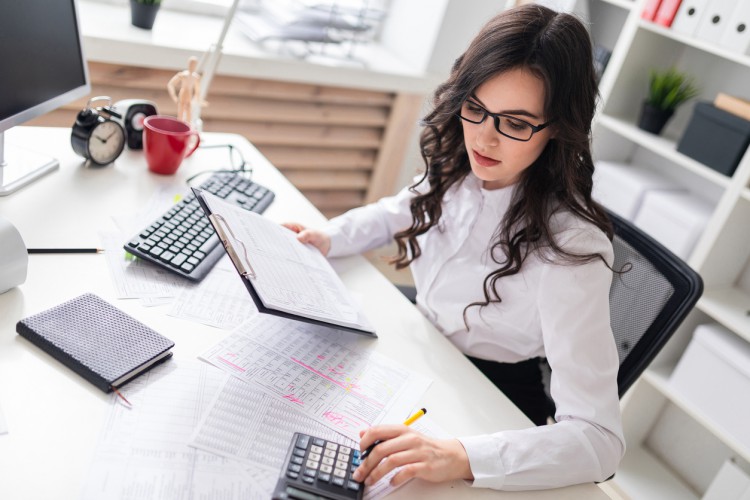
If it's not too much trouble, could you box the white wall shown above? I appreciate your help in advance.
[390,1,510,194]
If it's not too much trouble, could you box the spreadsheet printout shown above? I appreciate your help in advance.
[81,359,273,500]
[199,313,432,440]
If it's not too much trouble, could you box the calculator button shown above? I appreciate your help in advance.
[347,481,361,491]
[336,460,348,470]
[289,464,302,473]
[309,452,321,462]
[303,476,314,484]
[325,442,338,451]
[312,438,325,447]
[337,451,350,461]
[291,456,304,465]
[310,445,323,454]
[350,464,358,473]
[324,450,336,459]
[339,446,351,454]
[318,473,331,483]
[352,457,361,466]
[286,471,299,480]
[306,460,319,470]
[353,450,360,458]
[332,477,345,487]
[303,468,317,478]
[293,448,306,457]
[322,457,334,466]
[320,464,332,474]
[295,435,310,449]
[334,468,347,478]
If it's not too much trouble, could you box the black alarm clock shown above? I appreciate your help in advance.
[112,99,158,150]
[71,96,126,166]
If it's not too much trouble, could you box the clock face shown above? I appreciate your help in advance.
[87,120,126,165]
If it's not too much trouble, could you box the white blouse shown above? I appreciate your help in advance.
[323,173,625,490]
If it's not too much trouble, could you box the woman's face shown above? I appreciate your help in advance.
[460,68,553,190]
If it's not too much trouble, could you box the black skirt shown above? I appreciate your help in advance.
[466,356,555,426]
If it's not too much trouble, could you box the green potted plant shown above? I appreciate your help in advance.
[130,0,162,30]
[638,67,700,135]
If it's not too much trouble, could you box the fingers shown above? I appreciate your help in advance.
[359,425,409,451]
[353,426,414,483]
[360,445,422,486]
[279,223,331,255]
[281,222,305,233]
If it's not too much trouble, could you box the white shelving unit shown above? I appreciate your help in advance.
[580,0,750,497]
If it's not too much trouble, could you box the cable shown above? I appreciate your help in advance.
[185,143,254,185]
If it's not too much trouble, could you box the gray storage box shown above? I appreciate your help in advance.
[677,101,750,177]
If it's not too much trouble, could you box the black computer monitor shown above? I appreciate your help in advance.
[0,0,91,196]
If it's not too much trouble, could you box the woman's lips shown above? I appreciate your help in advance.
[472,149,500,167]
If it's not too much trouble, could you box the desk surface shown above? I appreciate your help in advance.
[0,127,608,500]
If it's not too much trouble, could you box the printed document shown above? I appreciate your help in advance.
[81,359,273,500]
[200,313,431,441]
[198,191,374,334]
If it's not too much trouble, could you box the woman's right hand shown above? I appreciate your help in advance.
[282,223,331,256]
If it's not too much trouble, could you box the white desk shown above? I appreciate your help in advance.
[0,127,608,500]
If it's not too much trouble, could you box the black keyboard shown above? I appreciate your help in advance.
[124,172,275,282]
[273,432,364,500]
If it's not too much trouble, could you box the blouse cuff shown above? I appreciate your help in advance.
[322,224,347,258]
[458,435,506,490]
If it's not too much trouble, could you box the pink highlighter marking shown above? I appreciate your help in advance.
[290,357,383,408]
[283,394,304,405]
[217,356,246,372]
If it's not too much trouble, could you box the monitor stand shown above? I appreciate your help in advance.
[0,131,59,196]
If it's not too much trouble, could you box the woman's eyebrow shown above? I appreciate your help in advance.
[470,94,541,120]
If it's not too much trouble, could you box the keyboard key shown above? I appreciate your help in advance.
[170,253,187,267]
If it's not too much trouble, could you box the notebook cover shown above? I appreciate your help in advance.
[16,293,175,393]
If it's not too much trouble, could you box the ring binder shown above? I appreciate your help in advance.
[208,213,256,279]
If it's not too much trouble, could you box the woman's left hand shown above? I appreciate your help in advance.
[351,425,474,486]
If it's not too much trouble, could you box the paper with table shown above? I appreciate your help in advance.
[190,375,447,500]
[81,359,275,500]
[199,312,432,441]
[194,189,376,337]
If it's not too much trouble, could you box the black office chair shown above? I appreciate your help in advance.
[606,209,703,396]
[396,209,704,398]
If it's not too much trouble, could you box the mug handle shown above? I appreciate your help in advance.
[185,132,201,158]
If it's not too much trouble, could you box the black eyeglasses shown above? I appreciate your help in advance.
[457,100,554,142]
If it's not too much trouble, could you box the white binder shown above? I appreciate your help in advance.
[695,0,737,43]
[671,0,709,36]
[719,1,750,54]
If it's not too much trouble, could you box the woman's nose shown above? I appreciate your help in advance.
[476,117,500,148]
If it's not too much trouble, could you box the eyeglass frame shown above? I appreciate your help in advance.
[457,98,555,142]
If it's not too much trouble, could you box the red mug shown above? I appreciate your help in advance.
[143,115,200,175]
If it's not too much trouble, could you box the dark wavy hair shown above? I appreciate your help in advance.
[391,4,613,319]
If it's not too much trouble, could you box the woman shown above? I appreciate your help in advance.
[285,4,624,491]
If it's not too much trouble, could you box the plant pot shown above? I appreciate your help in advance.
[637,102,674,135]
[130,0,160,30]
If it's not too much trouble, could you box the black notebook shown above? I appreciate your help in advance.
[16,293,175,393]
[192,188,377,337]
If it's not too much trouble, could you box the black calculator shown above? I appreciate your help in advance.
[272,432,364,500]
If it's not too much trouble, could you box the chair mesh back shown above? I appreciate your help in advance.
[609,235,675,365]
